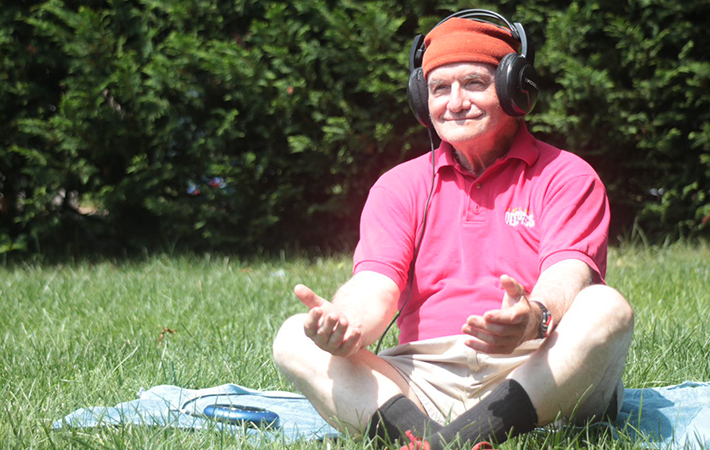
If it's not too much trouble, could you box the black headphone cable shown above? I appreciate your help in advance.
[375,127,437,354]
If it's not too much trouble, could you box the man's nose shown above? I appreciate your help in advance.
[448,85,470,112]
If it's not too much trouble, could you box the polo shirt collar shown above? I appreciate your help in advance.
[434,123,540,174]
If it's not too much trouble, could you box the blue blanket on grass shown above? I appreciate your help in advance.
[52,384,340,443]
[613,381,710,448]
[53,381,710,448]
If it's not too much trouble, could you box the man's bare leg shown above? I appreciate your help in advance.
[510,285,634,425]
[272,313,425,434]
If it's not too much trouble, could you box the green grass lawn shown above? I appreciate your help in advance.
[1,243,709,449]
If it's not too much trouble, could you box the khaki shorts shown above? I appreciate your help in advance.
[379,335,623,425]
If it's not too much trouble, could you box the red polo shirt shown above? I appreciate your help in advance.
[353,125,610,345]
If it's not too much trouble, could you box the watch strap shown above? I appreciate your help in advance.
[530,300,553,339]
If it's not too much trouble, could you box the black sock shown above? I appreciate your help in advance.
[428,379,538,449]
[367,394,442,445]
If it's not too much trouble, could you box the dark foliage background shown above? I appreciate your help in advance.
[1,0,709,255]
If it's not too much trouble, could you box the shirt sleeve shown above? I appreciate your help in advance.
[538,174,610,283]
[353,183,417,292]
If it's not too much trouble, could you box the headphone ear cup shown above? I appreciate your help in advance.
[407,67,432,128]
[495,52,539,117]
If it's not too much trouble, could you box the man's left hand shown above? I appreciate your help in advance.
[461,275,539,354]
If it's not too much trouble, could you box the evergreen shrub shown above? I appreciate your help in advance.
[1,0,708,255]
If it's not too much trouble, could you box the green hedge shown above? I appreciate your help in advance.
[534,0,710,241]
[1,0,709,255]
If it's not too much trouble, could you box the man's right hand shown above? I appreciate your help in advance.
[295,284,364,357]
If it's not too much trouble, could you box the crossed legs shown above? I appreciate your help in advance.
[272,285,634,440]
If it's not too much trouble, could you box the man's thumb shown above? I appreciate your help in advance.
[294,284,326,309]
[500,275,527,309]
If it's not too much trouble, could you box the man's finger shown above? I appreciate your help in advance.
[319,313,341,338]
[464,315,486,329]
[483,306,527,325]
[303,307,324,338]
[327,317,348,348]
[294,284,327,310]
[464,337,516,355]
[465,316,522,345]
[332,325,362,357]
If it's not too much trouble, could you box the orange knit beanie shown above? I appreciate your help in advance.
[422,18,518,78]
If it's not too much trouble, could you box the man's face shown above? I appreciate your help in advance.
[427,62,516,146]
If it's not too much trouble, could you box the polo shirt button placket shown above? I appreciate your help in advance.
[474,182,482,214]
[465,179,485,223]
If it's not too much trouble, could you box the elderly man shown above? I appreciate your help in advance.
[273,11,634,450]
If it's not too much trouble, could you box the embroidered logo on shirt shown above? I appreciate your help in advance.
[505,207,535,228]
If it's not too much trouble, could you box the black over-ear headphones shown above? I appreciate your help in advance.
[407,9,539,128]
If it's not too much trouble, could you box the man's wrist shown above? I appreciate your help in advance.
[529,299,554,339]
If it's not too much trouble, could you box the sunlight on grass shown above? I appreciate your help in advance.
[1,243,708,449]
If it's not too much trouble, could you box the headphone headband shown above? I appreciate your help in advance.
[407,9,539,127]
[435,10,518,37]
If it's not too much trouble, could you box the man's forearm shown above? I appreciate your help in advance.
[331,271,400,348]
[529,259,594,327]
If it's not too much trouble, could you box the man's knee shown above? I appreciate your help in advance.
[571,285,635,342]
[272,313,309,373]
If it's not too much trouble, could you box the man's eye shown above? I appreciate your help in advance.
[466,79,489,89]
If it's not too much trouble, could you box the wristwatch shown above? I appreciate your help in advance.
[530,300,553,339]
